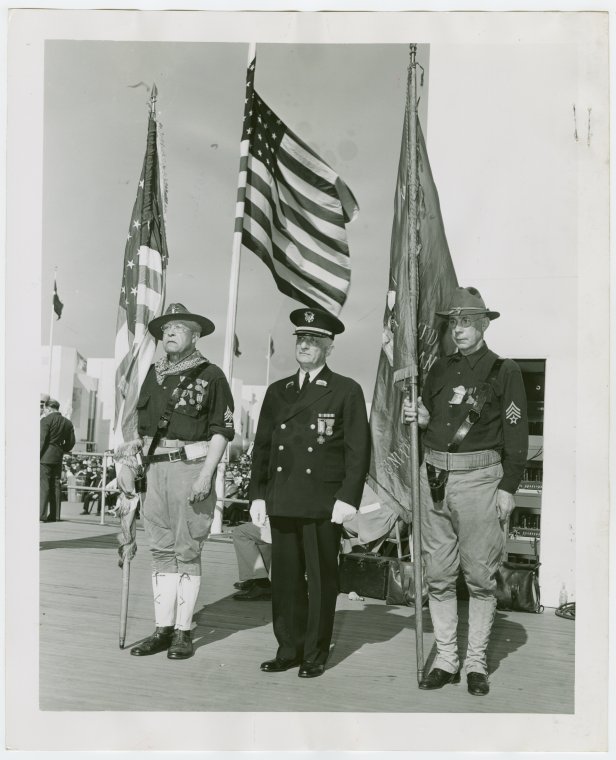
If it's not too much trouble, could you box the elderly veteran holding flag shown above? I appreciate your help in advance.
[404,287,528,696]
[249,307,371,678]
[115,304,235,660]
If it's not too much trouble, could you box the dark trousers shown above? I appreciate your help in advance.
[40,463,62,521]
[269,515,342,665]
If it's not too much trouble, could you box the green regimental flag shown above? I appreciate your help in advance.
[367,116,458,521]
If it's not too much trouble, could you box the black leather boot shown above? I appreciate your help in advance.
[130,626,174,656]
[167,628,193,660]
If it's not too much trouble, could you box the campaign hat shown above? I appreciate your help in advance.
[435,287,500,321]
[148,303,215,340]
[290,307,345,339]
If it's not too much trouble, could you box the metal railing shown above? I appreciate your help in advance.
[62,450,250,527]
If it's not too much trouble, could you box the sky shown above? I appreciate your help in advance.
[42,41,431,392]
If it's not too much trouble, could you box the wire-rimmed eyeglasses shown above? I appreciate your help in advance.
[448,315,485,329]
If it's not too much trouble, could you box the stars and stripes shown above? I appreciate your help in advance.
[235,58,358,316]
[113,85,168,445]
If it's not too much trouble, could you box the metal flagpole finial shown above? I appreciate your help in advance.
[149,84,158,113]
[408,44,425,87]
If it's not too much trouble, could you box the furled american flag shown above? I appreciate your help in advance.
[236,57,358,316]
[113,85,168,445]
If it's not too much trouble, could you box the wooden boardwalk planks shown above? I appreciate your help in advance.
[39,505,575,714]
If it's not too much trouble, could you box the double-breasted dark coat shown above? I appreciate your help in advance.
[249,364,371,666]
[249,365,370,517]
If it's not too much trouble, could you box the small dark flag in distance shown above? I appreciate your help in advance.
[367,114,458,521]
[269,336,275,357]
[234,333,242,358]
[236,57,359,316]
[53,281,63,320]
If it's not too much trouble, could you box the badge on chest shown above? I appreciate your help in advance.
[448,385,477,406]
[317,413,335,444]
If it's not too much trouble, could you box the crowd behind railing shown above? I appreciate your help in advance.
[60,450,253,526]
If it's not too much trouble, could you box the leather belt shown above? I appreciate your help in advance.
[142,436,188,449]
[143,440,209,464]
[424,447,501,471]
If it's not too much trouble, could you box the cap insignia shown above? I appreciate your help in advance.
[304,311,314,323]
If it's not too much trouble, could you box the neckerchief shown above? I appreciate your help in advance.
[154,350,208,385]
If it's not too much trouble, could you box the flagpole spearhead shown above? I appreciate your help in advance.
[149,84,158,114]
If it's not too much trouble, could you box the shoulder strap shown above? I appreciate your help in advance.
[146,364,205,456]
[448,357,503,453]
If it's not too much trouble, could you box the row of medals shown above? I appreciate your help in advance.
[317,413,335,444]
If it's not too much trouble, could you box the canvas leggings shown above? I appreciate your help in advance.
[419,461,505,675]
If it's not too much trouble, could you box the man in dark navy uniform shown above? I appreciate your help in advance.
[405,287,528,696]
[249,307,371,678]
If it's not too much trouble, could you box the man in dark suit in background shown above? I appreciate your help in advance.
[40,398,76,522]
[249,307,371,678]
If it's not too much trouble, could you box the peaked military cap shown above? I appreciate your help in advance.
[148,303,215,340]
[290,307,345,338]
[435,287,500,321]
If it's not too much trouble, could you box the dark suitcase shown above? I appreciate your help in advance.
[338,552,392,600]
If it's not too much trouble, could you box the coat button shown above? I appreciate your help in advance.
[278,445,284,451]
[276,466,282,472]
[310,424,316,430]
[306,468,312,475]
[307,447,313,453]
[280,423,286,429]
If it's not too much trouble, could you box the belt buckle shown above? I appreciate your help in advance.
[168,450,182,463]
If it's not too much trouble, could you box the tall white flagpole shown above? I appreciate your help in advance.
[47,270,57,395]
[212,41,257,535]
[265,333,272,388]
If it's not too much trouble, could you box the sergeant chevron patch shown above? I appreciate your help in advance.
[505,401,522,425]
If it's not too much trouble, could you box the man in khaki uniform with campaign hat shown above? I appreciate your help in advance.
[115,303,235,660]
[405,287,528,696]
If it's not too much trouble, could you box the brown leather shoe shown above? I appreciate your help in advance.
[167,629,193,660]
[260,657,302,672]
[467,672,490,696]
[418,667,461,690]
[130,626,174,656]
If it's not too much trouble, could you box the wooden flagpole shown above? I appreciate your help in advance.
[212,41,257,534]
[407,44,425,684]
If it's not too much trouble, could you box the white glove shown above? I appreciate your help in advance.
[331,499,357,524]
[250,499,267,527]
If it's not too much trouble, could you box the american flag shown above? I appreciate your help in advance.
[113,85,168,445]
[236,58,358,316]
